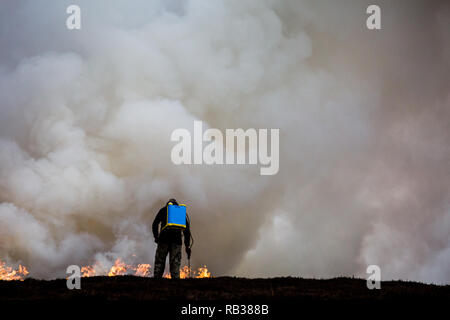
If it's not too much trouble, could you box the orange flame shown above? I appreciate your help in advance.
[79,259,150,277]
[164,265,211,279]
[197,266,211,278]
[107,259,128,276]
[80,258,211,279]
[0,258,211,279]
[135,263,151,277]
[0,260,29,281]
[81,265,96,277]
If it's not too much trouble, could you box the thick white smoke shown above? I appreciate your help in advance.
[0,0,449,283]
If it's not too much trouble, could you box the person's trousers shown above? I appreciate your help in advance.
[154,242,182,279]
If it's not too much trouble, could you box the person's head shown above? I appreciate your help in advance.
[167,198,178,205]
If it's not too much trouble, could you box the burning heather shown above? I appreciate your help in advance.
[0,260,29,281]
[164,266,211,279]
[0,258,210,280]
[80,258,212,279]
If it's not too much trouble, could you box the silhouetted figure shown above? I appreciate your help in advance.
[152,198,191,278]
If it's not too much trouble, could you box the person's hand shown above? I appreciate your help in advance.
[186,246,191,258]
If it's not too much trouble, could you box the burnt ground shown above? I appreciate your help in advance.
[0,276,448,317]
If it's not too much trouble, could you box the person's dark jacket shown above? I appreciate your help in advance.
[152,201,191,247]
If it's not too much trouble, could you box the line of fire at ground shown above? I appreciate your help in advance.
[0,258,211,281]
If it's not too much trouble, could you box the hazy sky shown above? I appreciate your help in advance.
[0,0,449,283]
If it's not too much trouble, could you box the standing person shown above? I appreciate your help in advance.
[152,198,191,278]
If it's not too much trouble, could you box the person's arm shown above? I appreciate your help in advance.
[183,218,191,247]
[184,218,191,257]
[152,208,163,242]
